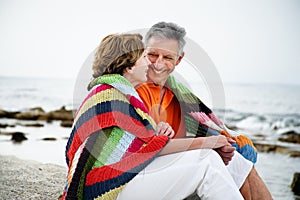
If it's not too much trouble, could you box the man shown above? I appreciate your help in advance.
[136,21,272,199]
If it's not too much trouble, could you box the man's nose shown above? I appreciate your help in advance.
[154,55,165,69]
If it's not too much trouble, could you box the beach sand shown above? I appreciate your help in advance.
[0,155,66,200]
[1,152,300,199]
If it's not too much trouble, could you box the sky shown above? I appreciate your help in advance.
[0,0,300,85]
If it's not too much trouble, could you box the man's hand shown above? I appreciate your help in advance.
[215,137,236,165]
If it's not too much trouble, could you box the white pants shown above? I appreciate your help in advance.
[117,149,251,200]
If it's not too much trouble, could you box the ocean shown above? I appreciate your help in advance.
[0,76,300,199]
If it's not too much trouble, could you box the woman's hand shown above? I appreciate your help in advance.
[156,122,175,138]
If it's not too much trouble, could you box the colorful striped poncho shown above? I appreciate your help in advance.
[165,75,257,163]
[60,74,169,200]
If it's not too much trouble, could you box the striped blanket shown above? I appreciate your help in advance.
[166,75,257,163]
[60,74,169,200]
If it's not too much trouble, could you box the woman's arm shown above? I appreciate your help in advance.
[159,135,234,156]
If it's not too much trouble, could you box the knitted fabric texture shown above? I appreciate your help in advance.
[165,75,257,163]
[60,74,169,200]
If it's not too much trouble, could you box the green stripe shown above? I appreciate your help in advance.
[77,131,104,198]
[93,127,125,168]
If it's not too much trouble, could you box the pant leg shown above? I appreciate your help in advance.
[116,149,243,200]
[227,150,253,188]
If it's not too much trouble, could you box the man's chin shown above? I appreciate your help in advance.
[148,78,165,86]
[147,72,168,86]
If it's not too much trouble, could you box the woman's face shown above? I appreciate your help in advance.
[126,53,150,86]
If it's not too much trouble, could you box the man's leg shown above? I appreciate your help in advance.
[240,167,273,200]
[117,149,243,200]
[226,151,273,199]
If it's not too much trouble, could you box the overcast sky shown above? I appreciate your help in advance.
[0,0,299,85]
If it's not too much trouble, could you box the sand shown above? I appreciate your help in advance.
[1,153,299,199]
[0,155,67,200]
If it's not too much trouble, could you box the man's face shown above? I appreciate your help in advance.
[146,37,182,86]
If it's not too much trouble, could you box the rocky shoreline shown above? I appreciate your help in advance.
[0,106,74,128]
[1,106,300,156]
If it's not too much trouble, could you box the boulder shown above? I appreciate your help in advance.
[290,151,300,158]
[11,132,28,142]
[42,137,57,141]
[0,131,15,136]
[40,106,74,121]
[279,132,300,144]
[253,142,277,153]
[15,107,46,120]
[0,123,8,128]
[0,109,20,118]
[60,120,73,128]
[23,123,44,127]
[253,142,300,155]
[291,172,300,196]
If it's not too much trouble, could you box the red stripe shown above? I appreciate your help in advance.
[67,111,155,165]
[121,138,144,159]
[127,95,149,113]
[85,136,168,185]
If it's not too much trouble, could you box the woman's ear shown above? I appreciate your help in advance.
[124,66,133,74]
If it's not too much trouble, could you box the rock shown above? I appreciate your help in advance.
[0,106,74,123]
[0,123,16,128]
[254,143,277,153]
[24,123,44,127]
[42,137,57,141]
[60,120,73,127]
[40,106,74,121]
[0,131,15,136]
[0,109,20,118]
[11,132,28,142]
[279,133,300,144]
[282,130,299,136]
[291,172,300,196]
[15,107,46,120]
[225,124,238,130]
[290,151,300,158]
[253,142,300,155]
[253,133,266,138]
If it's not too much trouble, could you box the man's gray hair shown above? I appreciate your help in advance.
[145,22,186,55]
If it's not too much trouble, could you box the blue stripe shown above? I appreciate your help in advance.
[83,156,156,200]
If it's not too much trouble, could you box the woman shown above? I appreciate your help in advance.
[60,33,243,200]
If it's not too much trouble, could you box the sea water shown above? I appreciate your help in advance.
[0,76,300,199]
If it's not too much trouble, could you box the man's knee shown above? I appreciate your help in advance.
[197,149,225,168]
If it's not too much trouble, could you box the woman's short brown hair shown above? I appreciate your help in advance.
[92,33,144,78]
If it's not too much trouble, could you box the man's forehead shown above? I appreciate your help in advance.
[146,37,179,55]
[146,47,178,55]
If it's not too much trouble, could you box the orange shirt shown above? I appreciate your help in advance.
[136,83,186,138]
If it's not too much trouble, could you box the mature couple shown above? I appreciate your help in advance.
[60,22,272,200]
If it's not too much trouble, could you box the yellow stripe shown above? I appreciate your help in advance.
[94,185,125,200]
[135,108,156,128]
[73,88,129,126]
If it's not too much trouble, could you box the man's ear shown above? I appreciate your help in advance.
[176,52,185,66]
